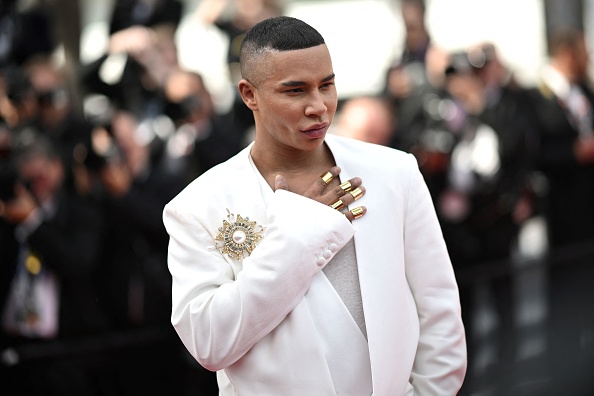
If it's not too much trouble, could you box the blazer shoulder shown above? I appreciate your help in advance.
[328,134,412,162]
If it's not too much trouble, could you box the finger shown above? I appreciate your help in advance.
[317,166,341,189]
[343,206,366,222]
[274,174,289,191]
[328,185,366,208]
[330,177,362,198]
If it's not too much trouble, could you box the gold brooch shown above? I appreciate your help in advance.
[214,209,264,259]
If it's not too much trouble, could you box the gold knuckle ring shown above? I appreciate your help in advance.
[339,181,352,192]
[349,187,363,201]
[350,206,364,219]
[329,199,345,211]
[320,171,333,185]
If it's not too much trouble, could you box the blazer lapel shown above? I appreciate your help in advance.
[327,137,419,394]
[305,273,372,395]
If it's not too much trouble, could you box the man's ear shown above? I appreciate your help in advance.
[238,79,258,111]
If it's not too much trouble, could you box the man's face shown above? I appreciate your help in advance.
[246,44,338,153]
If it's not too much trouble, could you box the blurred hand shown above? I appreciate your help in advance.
[100,161,132,198]
[109,25,155,59]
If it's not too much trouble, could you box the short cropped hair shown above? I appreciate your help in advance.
[239,16,325,85]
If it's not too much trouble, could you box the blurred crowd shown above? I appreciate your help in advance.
[0,0,594,395]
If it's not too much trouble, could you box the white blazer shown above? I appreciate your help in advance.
[163,134,467,396]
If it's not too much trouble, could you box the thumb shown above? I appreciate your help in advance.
[274,174,289,191]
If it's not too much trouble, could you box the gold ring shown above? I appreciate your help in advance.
[350,206,364,219]
[329,199,345,211]
[320,171,333,185]
[349,187,363,201]
[339,181,352,192]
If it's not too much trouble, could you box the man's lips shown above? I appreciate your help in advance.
[302,124,329,138]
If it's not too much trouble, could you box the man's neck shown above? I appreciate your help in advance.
[250,140,336,194]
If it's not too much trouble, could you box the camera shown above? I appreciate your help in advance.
[164,94,203,123]
[79,94,122,172]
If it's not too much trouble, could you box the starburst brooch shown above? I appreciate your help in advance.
[214,209,264,259]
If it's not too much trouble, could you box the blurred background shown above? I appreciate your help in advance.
[1,0,594,395]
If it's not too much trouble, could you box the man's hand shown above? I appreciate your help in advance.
[274,166,367,222]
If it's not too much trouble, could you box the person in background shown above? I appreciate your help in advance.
[440,44,538,269]
[528,28,594,249]
[399,0,431,65]
[0,130,109,395]
[440,44,540,392]
[332,95,395,146]
[527,28,594,394]
[81,108,192,394]
[383,31,453,203]
[25,59,95,194]
[0,67,41,135]
[163,16,466,395]
[80,0,182,122]
[161,68,245,181]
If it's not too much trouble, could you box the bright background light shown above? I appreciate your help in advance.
[80,0,552,112]
[426,0,546,87]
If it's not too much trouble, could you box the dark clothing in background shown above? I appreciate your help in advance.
[79,0,183,120]
[96,165,186,329]
[79,53,166,121]
[109,0,183,34]
[527,82,594,248]
[0,3,55,68]
[0,191,110,395]
[0,191,109,341]
[443,85,538,266]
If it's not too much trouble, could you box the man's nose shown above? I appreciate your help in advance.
[305,91,328,116]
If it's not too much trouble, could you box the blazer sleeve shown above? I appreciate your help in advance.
[403,156,467,394]
[163,189,354,371]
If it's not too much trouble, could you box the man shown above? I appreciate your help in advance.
[527,28,594,393]
[0,131,109,393]
[163,16,466,395]
[528,28,594,249]
[161,69,245,181]
[88,109,194,395]
[333,95,395,146]
[441,45,539,393]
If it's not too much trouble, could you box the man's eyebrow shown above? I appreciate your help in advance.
[280,74,335,87]
[321,74,336,82]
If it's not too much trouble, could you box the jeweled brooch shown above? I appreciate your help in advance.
[214,209,264,259]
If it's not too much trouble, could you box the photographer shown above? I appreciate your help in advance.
[82,108,191,394]
[0,129,110,394]
[0,65,91,196]
[161,69,244,182]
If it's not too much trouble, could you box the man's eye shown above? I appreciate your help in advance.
[320,82,334,89]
